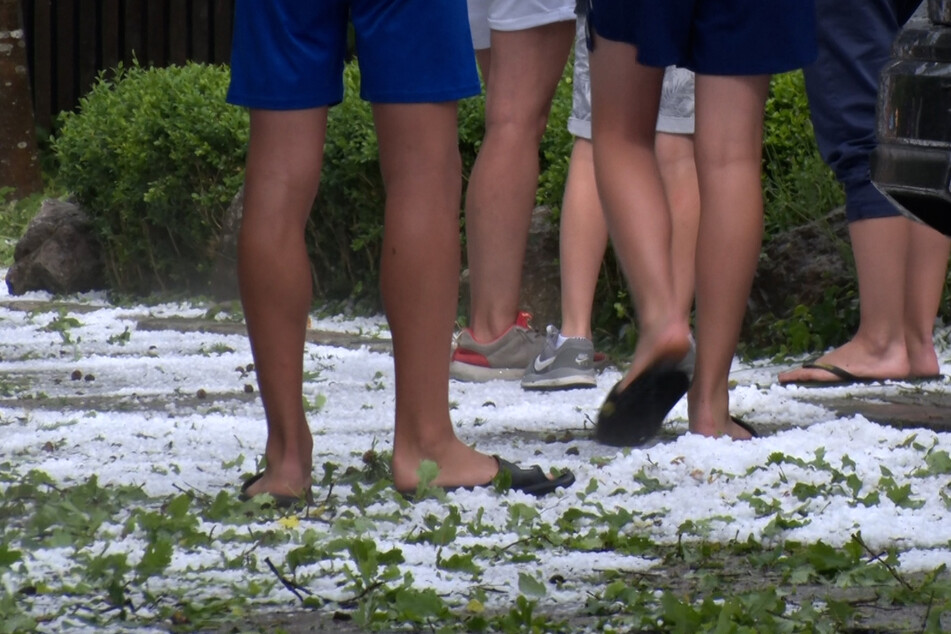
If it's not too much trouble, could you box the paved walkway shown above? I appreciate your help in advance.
[808,390,951,432]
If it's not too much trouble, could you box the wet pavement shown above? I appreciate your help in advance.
[784,381,951,434]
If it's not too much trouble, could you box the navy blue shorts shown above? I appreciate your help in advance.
[227,0,481,109]
[588,0,817,75]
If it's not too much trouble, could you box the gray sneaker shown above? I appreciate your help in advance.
[521,325,597,391]
[450,311,545,381]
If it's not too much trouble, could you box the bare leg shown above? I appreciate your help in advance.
[465,22,573,341]
[239,109,325,499]
[780,217,911,381]
[904,219,951,375]
[559,138,608,339]
[688,74,771,439]
[656,132,700,318]
[373,102,498,491]
[589,38,692,386]
[778,217,950,383]
[559,133,698,339]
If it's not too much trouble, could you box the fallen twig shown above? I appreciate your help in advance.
[265,557,312,603]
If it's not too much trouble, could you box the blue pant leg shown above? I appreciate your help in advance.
[803,0,904,221]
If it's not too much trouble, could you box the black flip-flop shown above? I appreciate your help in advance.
[239,472,314,509]
[399,455,575,499]
[779,362,886,387]
[496,456,575,496]
[595,360,690,447]
[731,416,759,438]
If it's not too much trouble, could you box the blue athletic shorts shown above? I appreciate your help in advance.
[587,0,817,75]
[227,0,481,109]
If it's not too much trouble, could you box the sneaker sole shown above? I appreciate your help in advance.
[521,372,598,390]
[521,377,598,391]
[450,361,526,382]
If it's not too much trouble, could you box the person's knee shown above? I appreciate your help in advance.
[385,145,463,203]
[483,102,551,147]
[246,153,322,198]
[694,136,762,172]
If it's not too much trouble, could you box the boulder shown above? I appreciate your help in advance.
[518,206,562,329]
[750,208,853,320]
[459,205,562,330]
[6,199,105,295]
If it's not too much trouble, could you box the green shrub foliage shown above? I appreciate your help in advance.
[53,62,249,293]
[762,70,844,233]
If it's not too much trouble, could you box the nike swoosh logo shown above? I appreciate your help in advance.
[533,355,558,372]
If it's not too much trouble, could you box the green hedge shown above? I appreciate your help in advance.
[762,70,844,234]
[53,62,249,294]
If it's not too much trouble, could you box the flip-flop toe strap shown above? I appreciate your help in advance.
[495,456,575,496]
[801,362,861,382]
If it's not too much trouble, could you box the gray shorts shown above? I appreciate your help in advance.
[568,17,696,139]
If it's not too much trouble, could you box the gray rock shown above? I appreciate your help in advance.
[6,199,104,295]
[459,205,562,331]
[518,205,562,330]
[751,207,853,319]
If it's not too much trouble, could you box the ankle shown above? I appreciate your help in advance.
[559,317,592,341]
[264,435,313,478]
[905,331,936,358]
[646,319,692,361]
[393,427,456,465]
[556,332,590,348]
[558,327,592,341]
[852,330,907,360]
[469,311,530,343]
[391,437,496,491]
[906,342,940,376]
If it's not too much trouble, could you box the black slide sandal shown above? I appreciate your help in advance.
[595,361,689,447]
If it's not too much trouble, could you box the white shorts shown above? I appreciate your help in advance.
[467,0,576,50]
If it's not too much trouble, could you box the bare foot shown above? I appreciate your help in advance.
[689,415,754,440]
[242,468,312,499]
[778,339,910,385]
[906,344,941,378]
[619,319,692,391]
[244,424,314,499]
[391,436,499,493]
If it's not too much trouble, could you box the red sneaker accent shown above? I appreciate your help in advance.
[450,347,491,367]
